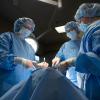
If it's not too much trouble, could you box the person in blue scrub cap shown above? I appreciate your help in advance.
[74,3,100,100]
[58,3,100,100]
[75,3,100,33]
[52,21,82,86]
[0,17,48,96]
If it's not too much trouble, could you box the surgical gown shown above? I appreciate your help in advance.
[76,20,100,100]
[0,32,35,96]
[56,40,80,86]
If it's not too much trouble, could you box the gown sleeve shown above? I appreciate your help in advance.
[0,32,16,70]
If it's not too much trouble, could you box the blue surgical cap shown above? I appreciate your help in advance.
[65,21,79,33]
[14,17,35,33]
[74,3,100,21]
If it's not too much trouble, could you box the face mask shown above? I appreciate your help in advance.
[79,23,89,33]
[66,31,77,40]
[19,27,32,38]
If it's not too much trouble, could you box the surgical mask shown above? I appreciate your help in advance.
[66,31,77,40]
[19,27,32,38]
[79,23,89,32]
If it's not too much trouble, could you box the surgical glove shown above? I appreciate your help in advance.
[37,62,49,68]
[59,57,76,68]
[52,57,60,66]
[23,59,34,68]
[59,61,70,68]
[14,57,34,68]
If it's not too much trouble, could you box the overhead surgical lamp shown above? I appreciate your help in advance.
[38,0,62,8]
[55,25,65,33]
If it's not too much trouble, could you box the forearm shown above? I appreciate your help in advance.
[14,57,42,68]
[14,57,27,65]
[65,57,76,66]
[76,52,100,75]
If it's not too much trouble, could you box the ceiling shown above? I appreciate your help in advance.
[0,0,99,57]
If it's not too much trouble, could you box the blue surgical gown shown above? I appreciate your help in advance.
[0,32,35,96]
[56,40,80,86]
[76,20,100,100]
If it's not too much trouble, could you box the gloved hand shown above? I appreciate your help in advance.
[23,59,34,68]
[52,60,69,75]
[52,57,60,66]
[37,62,49,68]
[14,57,34,68]
[59,61,70,68]
[58,57,76,69]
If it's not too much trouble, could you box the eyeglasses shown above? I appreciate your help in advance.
[66,29,74,33]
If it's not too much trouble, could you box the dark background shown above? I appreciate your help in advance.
[0,0,99,64]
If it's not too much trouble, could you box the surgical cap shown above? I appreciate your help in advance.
[74,3,100,21]
[14,17,35,33]
[65,21,79,33]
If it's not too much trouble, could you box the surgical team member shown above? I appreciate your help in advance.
[52,21,82,86]
[57,3,100,100]
[0,17,48,96]
[75,3,100,100]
